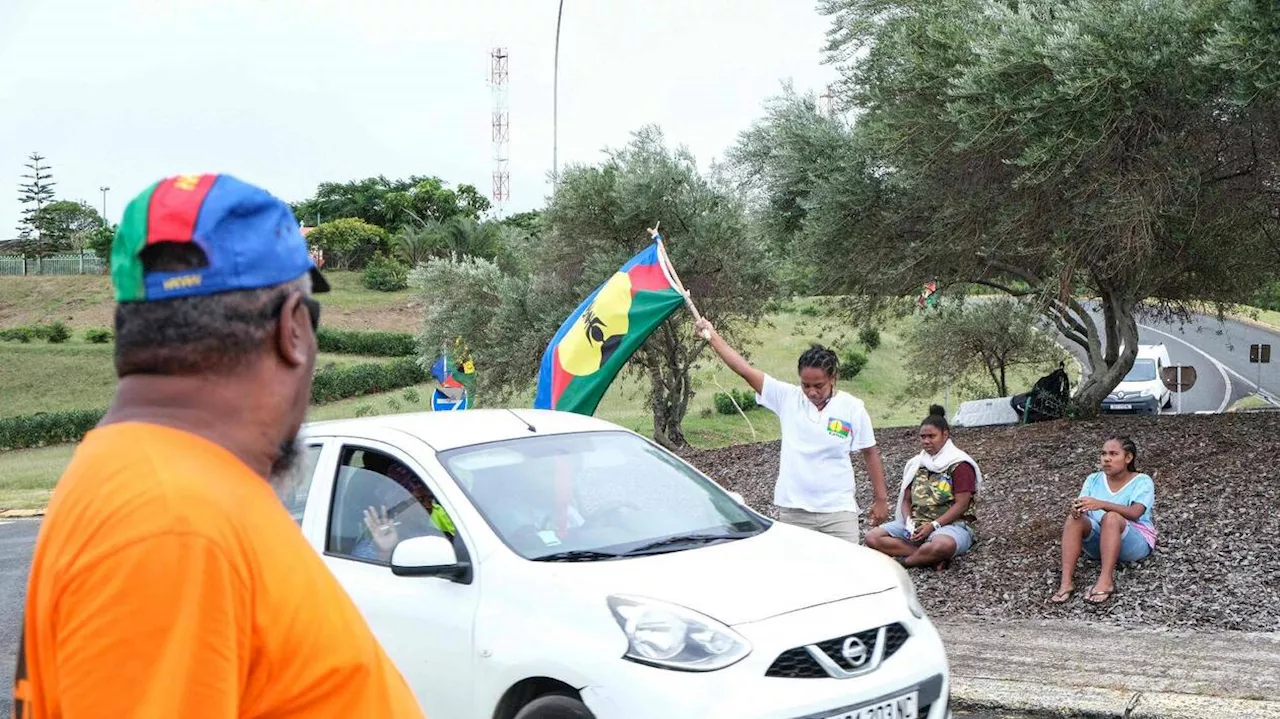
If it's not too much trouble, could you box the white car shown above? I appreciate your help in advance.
[1102,344,1174,414]
[276,409,951,719]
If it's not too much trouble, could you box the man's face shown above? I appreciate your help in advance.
[273,292,320,468]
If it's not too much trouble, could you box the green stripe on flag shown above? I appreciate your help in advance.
[554,287,686,415]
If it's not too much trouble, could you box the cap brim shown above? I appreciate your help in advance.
[309,267,331,293]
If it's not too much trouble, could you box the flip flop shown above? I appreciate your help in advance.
[1085,587,1116,605]
[1050,586,1075,604]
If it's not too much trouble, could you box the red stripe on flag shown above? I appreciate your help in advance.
[145,174,218,245]
[627,261,673,295]
[551,346,573,408]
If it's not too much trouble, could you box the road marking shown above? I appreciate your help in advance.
[1139,324,1232,413]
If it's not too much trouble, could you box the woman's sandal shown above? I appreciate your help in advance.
[1050,586,1075,604]
[1085,587,1116,605]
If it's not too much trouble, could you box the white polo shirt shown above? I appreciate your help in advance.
[756,374,876,513]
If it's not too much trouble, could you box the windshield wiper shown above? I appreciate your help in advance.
[623,532,747,556]
[533,549,623,563]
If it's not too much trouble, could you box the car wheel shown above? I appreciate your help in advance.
[514,693,594,719]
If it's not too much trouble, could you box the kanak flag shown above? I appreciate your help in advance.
[533,242,686,415]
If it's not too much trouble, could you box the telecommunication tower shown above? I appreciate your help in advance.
[490,47,510,213]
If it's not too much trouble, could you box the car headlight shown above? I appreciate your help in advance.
[607,595,752,671]
[892,562,927,619]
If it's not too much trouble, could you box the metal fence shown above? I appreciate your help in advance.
[0,251,106,276]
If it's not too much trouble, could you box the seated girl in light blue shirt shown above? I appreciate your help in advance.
[1051,435,1157,605]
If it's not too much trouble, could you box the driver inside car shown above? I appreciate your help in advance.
[352,456,455,563]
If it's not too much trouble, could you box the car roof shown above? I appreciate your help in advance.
[299,408,628,452]
[1135,344,1166,359]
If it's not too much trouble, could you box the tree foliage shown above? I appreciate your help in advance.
[16,152,57,249]
[32,200,104,251]
[904,299,1069,397]
[413,126,774,447]
[305,218,390,270]
[732,0,1280,416]
[292,175,490,232]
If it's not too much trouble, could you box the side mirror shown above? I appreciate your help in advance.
[728,491,746,506]
[391,535,471,582]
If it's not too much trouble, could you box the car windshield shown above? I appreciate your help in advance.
[1123,358,1157,382]
[437,430,768,561]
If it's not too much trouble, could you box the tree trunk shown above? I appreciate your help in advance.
[642,327,692,449]
[1070,295,1141,418]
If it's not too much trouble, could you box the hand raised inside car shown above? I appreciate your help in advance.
[363,505,400,553]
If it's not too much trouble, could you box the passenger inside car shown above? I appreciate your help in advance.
[339,452,455,563]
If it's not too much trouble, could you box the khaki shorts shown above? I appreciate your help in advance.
[776,507,861,544]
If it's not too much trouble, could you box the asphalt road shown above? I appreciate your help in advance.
[0,519,38,717]
[1065,305,1280,414]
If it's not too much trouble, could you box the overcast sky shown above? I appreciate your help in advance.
[0,0,837,234]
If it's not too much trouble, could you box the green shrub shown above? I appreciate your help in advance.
[316,328,416,356]
[354,403,375,418]
[84,328,114,344]
[402,388,421,404]
[713,392,736,415]
[841,349,869,379]
[309,358,427,404]
[1,323,73,344]
[44,322,71,344]
[798,304,820,317]
[0,409,106,450]
[714,388,759,415]
[361,253,409,292]
[858,326,881,351]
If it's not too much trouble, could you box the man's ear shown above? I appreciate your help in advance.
[274,292,310,368]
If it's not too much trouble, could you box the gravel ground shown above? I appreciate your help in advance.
[680,412,1280,633]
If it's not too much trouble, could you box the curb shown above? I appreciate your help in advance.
[951,677,1280,718]
[0,509,45,518]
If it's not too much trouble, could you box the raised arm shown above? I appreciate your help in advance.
[695,318,764,396]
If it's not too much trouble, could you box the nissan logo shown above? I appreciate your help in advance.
[840,636,869,667]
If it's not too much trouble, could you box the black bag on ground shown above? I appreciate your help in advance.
[1011,362,1071,423]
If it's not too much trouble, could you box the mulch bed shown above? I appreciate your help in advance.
[680,412,1280,633]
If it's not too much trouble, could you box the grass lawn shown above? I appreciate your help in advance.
[0,339,390,416]
[0,271,415,331]
[1230,305,1280,333]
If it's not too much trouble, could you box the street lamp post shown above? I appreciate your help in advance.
[553,0,565,181]
[99,186,110,225]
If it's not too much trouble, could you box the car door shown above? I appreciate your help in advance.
[306,437,481,719]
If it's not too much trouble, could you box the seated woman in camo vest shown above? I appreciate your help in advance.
[866,405,982,570]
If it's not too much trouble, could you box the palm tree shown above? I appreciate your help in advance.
[392,225,438,268]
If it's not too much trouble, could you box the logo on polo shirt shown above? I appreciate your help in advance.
[826,418,852,438]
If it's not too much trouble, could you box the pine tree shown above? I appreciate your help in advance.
[17,152,56,240]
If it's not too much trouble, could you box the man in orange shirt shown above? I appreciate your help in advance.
[13,174,425,719]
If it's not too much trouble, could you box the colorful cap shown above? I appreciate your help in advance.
[111,173,330,302]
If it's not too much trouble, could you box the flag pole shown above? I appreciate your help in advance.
[649,222,710,339]
[649,222,754,439]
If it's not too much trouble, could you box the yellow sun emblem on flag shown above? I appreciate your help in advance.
[557,271,633,376]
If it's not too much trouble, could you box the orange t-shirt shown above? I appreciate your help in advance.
[13,422,426,719]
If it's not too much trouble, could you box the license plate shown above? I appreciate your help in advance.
[825,691,918,719]
[1110,403,1132,410]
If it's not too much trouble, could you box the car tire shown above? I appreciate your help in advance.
[514,693,595,719]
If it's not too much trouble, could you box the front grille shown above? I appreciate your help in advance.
[766,622,909,679]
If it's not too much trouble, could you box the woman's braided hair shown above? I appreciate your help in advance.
[798,344,840,379]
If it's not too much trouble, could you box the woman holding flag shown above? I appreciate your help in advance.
[695,318,890,543]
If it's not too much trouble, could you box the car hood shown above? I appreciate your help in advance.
[535,522,900,626]
[1111,379,1160,396]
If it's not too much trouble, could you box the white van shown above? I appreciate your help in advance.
[1101,344,1173,414]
